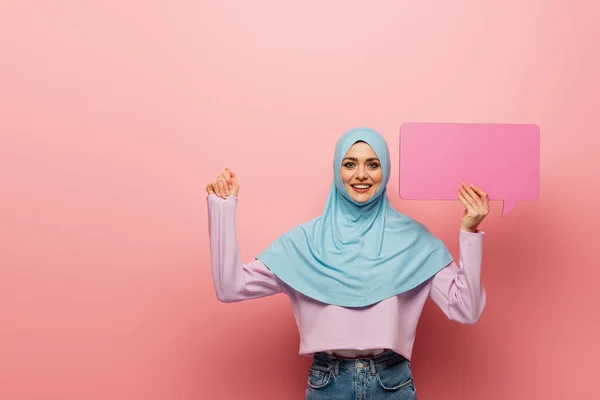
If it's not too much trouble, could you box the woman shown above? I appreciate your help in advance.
[206,127,489,399]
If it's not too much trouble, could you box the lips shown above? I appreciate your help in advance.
[351,184,372,193]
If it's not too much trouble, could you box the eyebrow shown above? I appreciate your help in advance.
[342,157,380,162]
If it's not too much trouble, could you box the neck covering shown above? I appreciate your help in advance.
[256,127,453,307]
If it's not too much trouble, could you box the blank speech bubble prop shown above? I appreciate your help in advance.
[399,122,540,217]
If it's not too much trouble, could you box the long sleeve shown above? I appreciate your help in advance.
[429,230,487,323]
[207,194,285,302]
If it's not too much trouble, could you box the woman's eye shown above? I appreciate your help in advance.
[369,163,380,169]
[344,162,355,168]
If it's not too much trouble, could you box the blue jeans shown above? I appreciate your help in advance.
[305,350,417,400]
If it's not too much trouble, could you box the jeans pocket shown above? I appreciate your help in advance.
[307,367,332,390]
[375,359,414,391]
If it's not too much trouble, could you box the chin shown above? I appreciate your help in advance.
[350,192,375,203]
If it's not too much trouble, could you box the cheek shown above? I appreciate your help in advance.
[373,171,383,184]
[340,170,352,184]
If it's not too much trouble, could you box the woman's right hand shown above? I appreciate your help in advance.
[206,168,240,199]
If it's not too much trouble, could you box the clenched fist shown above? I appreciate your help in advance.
[206,168,240,199]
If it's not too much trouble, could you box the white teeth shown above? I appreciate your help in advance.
[353,185,370,189]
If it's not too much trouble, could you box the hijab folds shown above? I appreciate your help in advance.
[256,127,453,307]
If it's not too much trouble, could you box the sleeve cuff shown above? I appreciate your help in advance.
[207,193,238,203]
[460,228,484,235]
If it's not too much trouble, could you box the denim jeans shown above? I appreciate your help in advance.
[305,350,417,400]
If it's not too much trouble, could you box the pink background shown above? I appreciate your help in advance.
[1,1,598,399]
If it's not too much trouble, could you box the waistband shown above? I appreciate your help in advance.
[311,350,408,376]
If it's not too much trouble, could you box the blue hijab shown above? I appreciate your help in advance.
[256,127,453,307]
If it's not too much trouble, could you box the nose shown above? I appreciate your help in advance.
[356,166,368,180]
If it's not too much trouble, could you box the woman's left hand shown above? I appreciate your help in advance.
[458,183,490,233]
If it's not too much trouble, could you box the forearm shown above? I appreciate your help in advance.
[207,194,283,302]
[430,230,486,323]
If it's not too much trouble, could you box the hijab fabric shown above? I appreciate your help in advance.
[256,127,453,307]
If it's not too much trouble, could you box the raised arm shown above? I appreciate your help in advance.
[206,169,285,303]
[429,229,486,323]
[429,183,490,323]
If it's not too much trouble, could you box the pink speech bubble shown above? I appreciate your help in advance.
[399,122,539,216]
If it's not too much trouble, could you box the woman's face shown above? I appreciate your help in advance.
[340,141,383,203]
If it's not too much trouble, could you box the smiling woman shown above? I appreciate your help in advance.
[205,127,490,399]
[340,141,384,203]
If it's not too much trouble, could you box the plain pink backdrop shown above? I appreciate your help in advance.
[1,1,598,399]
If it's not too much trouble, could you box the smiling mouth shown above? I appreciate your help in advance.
[351,184,372,193]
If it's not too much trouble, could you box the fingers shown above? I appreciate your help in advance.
[207,169,235,199]
[223,169,234,191]
[212,179,222,198]
[206,168,239,199]
[470,184,488,200]
[468,184,490,214]
[459,183,489,216]
[469,185,489,211]
[459,184,480,210]
[217,176,229,198]
[225,168,238,190]
[462,183,484,207]
[206,183,215,195]
[206,177,223,198]
[458,191,477,215]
